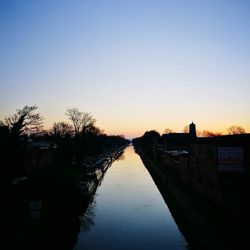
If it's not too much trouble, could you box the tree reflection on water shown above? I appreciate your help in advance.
[116,152,125,161]
[79,197,96,232]
[78,151,125,233]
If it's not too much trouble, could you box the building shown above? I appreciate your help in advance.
[158,122,249,216]
[158,122,197,182]
[190,134,250,215]
[23,140,57,172]
[161,150,189,183]
[162,122,197,151]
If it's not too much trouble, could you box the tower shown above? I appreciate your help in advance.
[189,122,197,138]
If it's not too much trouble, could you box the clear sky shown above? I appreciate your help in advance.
[1,0,250,138]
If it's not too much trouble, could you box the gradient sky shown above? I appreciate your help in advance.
[1,0,250,138]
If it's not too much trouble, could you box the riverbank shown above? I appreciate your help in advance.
[135,147,249,250]
[1,145,128,250]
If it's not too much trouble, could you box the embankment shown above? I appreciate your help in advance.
[136,148,248,250]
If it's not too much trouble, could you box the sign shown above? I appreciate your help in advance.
[218,147,244,172]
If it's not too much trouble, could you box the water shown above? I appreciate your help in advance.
[74,146,188,250]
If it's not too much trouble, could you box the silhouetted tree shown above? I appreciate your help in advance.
[164,128,174,134]
[65,108,83,135]
[52,122,73,137]
[227,125,246,135]
[1,105,43,178]
[80,113,96,134]
[133,130,161,155]
[183,125,189,133]
[65,108,98,162]
[201,130,222,137]
[4,105,43,137]
[66,108,96,135]
[85,124,103,135]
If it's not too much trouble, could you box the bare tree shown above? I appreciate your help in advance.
[81,112,96,134]
[85,124,103,135]
[183,125,189,133]
[52,122,73,137]
[65,108,82,134]
[201,130,222,137]
[66,108,96,135]
[164,128,174,134]
[227,125,246,135]
[4,105,43,137]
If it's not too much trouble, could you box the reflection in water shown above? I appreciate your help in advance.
[74,146,188,250]
[116,152,125,161]
[80,199,96,232]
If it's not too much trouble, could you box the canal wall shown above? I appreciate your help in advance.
[1,145,128,250]
[135,148,247,250]
[77,145,128,211]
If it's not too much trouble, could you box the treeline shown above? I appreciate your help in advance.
[132,130,160,156]
[0,105,129,179]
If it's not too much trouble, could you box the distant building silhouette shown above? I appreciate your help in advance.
[162,122,197,151]
[189,122,196,138]
[155,130,250,216]
[24,140,57,172]
[189,134,250,214]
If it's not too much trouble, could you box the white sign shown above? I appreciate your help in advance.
[218,147,244,172]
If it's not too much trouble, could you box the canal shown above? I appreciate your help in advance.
[74,146,188,250]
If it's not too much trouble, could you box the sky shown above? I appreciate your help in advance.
[1,0,250,138]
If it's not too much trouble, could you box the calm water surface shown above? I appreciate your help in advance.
[74,146,188,250]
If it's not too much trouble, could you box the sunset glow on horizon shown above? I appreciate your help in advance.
[1,0,250,139]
